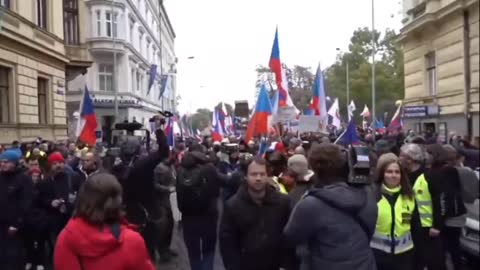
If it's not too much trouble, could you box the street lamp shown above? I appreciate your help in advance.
[336,48,350,109]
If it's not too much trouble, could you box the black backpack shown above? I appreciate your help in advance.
[176,164,212,215]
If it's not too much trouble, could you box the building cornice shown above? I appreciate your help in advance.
[399,0,477,41]
[85,0,126,10]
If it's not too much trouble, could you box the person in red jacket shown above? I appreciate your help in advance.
[54,173,155,270]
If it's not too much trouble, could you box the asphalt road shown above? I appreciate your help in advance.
[157,192,225,270]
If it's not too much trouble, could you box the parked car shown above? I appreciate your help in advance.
[460,199,479,265]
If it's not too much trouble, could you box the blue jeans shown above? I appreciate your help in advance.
[182,215,217,270]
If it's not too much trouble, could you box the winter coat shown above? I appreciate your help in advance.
[284,181,377,270]
[0,169,33,230]
[176,151,221,217]
[54,217,155,270]
[220,184,295,270]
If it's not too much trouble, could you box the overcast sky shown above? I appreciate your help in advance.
[164,0,402,114]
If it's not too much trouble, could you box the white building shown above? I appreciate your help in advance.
[66,0,176,142]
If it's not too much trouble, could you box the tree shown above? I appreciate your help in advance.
[189,108,212,132]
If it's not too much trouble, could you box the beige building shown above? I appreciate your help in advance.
[399,0,479,142]
[0,0,91,144]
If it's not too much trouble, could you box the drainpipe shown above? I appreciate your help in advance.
[463,10,472,138]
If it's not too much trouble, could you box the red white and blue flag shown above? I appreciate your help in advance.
[388,102,403,132]
[269,28,294,108]
[245,84,272,142]
[310,64,327,116]
[211,109,224,142]
[76,86,97,146]
[165,117,175,148]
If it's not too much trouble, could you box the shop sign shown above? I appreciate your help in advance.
[403,105,440,118]
[93,97,141,107]
[403,106,427,118]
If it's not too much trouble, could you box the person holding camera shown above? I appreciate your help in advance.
[284,143,377,270]
[39,152,82,248]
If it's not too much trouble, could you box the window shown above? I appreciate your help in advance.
[131,68,136,91]
[37,0,47,29]
[426,52,436,95]
[105,11,117,38]
[146,41,150,61]
[0,67,10,123]
[37,78,48,124]
[136,71,140,91]
[139,74,144,93]
[98,64,113,91]
[139,32,143,54]
[0,0,10,9]
[129,22,134,44]
[64,0,79,45]
[96,10,101,36]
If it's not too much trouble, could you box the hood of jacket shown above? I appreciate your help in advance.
[60,217,134,258]
[308,181,370,220]
[181,151,208,169]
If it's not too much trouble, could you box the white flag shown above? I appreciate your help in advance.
[348,100,356,121]
[360,104,371,118]
[328,98,341,129]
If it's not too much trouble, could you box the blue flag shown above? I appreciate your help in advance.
[147,64,157,95]
[336,119,359,145]
[159,74,170,100]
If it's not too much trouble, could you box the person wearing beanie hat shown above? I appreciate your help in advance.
[0,149,34,269]
[0,149,22,165]
[48,152,65,167]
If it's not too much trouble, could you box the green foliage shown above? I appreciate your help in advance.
[189,108,212,132]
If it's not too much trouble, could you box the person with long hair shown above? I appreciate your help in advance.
[371,153,420,270]
[54,173,155,270]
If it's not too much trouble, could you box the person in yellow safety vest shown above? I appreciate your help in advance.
[25,148,47,160]
[371,154,420,270]
[400,143,445,270]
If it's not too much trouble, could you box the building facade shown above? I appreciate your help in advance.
[0,0,85,144]
[66,0,176,143]
[399,0,479,142]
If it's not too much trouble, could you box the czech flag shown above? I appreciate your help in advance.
[212,109,224,142]
[76,86,97,146]
[245,84,272,142]
[269,28,293,108]
[310,64,328,119]
[165,117,175,148]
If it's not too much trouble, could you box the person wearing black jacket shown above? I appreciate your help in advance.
[220,157,294,270]
[39,152,83,245]
[426,144,466,270]
[176,144,220,270]
[117,127,170,260]
[0,150,33,270]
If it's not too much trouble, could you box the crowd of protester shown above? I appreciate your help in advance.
[0,127,479,270]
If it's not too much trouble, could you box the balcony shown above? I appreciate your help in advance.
[407,0,427,19]
[86,37,126,55]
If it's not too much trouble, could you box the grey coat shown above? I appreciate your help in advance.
[284,181,377,270]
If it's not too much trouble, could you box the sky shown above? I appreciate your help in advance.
[164,0,403,114]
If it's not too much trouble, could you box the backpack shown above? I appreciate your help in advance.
[176,164,212,215]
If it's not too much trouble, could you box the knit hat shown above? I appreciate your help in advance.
[0,150,22,164]
[376,153,399,171]
[288,154,309,177]
[48,152,65,166]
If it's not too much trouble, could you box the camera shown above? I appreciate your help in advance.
[344,145,371,185]
[148,110,174,125]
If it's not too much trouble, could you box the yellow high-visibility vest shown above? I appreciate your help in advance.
[371,186,415,254]
[272,176,288,194]
[413,174,433,227]
[26,151,46,159]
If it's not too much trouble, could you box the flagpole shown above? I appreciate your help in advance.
[371,0,376,135]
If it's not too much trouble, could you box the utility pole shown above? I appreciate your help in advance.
[346,60,350,106]
[111,0,119,119]
[371,0,376,132]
